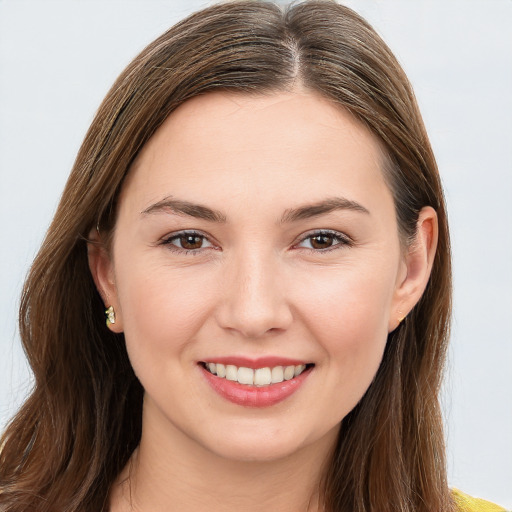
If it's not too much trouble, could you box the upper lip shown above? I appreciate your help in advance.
[199,356,311,369]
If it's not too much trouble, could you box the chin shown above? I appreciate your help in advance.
[205,437,306,463]
[195,419,339,465]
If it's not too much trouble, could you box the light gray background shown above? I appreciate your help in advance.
[1,0,511,507]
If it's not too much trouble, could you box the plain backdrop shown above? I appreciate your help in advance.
[1,0,511,508]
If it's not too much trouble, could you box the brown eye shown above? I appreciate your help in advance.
[309,234,335,249]
[179,234,204,250]
[297,231,351,252]
[163,231,213,252]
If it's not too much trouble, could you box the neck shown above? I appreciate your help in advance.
[109,402,336,512]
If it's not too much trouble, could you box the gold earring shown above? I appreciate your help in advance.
[105,305,116,327]
[397,310,406,324]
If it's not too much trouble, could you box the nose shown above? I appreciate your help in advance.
[215,249,293,339]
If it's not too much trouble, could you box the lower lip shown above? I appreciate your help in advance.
[200,365,312,408]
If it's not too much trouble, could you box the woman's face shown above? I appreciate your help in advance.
[92,91,433,462]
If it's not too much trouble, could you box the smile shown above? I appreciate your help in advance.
[202,362,309,386]
[199,360,314,407]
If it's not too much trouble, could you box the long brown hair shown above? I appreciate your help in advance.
[0,2,453,511]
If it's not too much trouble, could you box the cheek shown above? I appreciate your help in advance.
[293,263,394,382]
[295,260,395,335]
[114,260,217,369]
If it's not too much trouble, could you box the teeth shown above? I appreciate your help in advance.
[294,364,306,376]
[216,363,226,378]
[284,365,295,380]
[204,362,308,386]
[237,367,254,385]
[225,365,237,381]
[254,367,272,386]
[271,366,284,383]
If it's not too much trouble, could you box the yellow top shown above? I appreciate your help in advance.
[453,489,507,512]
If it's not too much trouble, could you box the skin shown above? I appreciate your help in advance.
[88,90,437,512]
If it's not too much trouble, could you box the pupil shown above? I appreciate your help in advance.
[181,235,202,249]
[311,234,333,249]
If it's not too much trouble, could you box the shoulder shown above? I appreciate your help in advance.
[452,489,508,512]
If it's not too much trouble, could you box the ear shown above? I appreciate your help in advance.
[389,206,438,332]
[87,228,124,333]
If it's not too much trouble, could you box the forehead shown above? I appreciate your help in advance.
[121,90,391,215]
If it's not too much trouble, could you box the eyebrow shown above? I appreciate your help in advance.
[280,197,370,223]
[141,196,369,223]
[141,197,227,222]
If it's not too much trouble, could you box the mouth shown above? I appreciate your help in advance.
[198,356,315,407]
[200,361,314,387]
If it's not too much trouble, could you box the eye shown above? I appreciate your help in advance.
[296,230,352,252]
[161,231,214,253]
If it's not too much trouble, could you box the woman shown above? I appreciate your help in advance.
[0,1,506,511]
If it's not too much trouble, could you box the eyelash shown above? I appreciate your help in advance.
[294,230,354,252]
[160,231,216,256]
[159,229,353,255]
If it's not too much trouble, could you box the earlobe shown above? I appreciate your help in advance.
[389,206,438,331]
[87,229,123,332]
